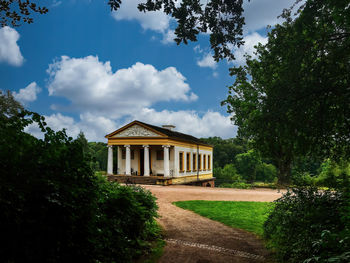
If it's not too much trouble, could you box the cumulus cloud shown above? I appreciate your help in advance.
[25,112,119,142]
[26,109,236,142]
[47,56,197,118]
[161,29,176,44]
[197,53,217,69]
[243,0,297,33]
[132,108,236,139]
[232,32,268,65]
[13,82,41,104]
[0,26,24,66]
[112,0,170,33]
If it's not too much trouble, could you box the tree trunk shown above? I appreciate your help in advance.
[277,159,292,186]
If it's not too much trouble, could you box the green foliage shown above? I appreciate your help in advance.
[315,160,350,188]
[234,150,260,183]
[291,160,350,188]
[203,137,277,186]
[93,175,159,262]
[264,187,349,262]
[0,0,48,27]
[218,181,252,189]
[214,164,242,185]
[222,0,350,185]
[0,92,160,262]
[109,0,247,61]
[256,163,277,183]
[175,200,273,236]
[201,137,247,168]
[88,141,108,171]
[75,132,108,172]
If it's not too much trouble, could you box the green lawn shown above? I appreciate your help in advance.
[174,200,274,236]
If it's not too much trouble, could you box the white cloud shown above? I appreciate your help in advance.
[133,108,236,139]
[0,26,24,66]
[161,29,176,44]
[26,109,236,142]
[47,56,197,118]
[243,0,298,33]
[51,0,62,7]
[232,32,268,65]
[13,82,41,104]
[112,0,170,33]
[25,112,119,142]
[197,53,217,69]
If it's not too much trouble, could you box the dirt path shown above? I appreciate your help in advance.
[144,185,284,263]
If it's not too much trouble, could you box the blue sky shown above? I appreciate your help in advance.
[0,0,295,141]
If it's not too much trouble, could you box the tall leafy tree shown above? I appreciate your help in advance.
[222,0,350,185]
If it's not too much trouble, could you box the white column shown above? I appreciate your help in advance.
[143,145,150,176]
[163,145,170,177]
[125,145,131,175]
[107,145,113,174]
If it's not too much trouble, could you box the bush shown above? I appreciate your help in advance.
[0,99,160,262]
[218,182,252,189]
[93,175,158,262]
[292,172,317,186]
[264,187,349,262]
[214,164,243,186]
[315,160,350,188]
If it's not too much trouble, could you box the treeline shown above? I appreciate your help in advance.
[200,137,350,189]
[76,132,108,172]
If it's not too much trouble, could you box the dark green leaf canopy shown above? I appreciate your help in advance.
[222,0,350,184]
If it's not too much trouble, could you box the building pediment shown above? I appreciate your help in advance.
[111,124,164,138]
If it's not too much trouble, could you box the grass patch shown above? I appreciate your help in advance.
[174,200,273,236]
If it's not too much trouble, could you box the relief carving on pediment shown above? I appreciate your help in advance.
[113,125,162,137]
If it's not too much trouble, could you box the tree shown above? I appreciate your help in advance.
[0,90,24,116]
[234,150,260,183]
[76,131,89,154]
[222,0,350,185]
[0,0,48,27]
[109,0,247,61]
[0,93,160,262]
[201,137,247,168]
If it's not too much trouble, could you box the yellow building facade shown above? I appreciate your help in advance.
[105,121,215,186]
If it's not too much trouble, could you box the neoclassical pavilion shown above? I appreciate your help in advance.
[105,121,215,186]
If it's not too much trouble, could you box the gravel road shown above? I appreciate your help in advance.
[143,185,284,263]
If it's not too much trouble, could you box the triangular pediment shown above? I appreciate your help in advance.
[111,124,164,138]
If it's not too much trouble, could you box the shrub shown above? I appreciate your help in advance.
[218,182,252,189]
[315,160,350,188]
[291,172,317,186]
[264,187,348,262]
[214,164,243,186]
[93,175,158,262]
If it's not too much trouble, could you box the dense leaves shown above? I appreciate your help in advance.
[109,0,246,61]
[0,0,48,27]
[200,137,247,168]
[0,92,159,262]
[76,131,108,172]
[222,0,350,184]
[264,187,350,263]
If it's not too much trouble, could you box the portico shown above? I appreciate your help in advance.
[107,144,172,176]
[105,120,215,186]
